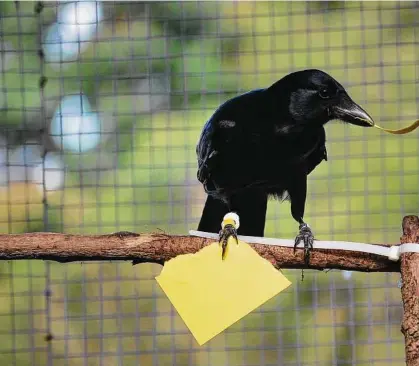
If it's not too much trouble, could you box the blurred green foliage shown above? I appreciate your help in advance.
[0,1,415,365]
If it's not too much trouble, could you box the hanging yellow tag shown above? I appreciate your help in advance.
[155,238,292,345]
[374,119,419,134]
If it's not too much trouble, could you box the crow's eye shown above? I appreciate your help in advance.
[319,88,330,99]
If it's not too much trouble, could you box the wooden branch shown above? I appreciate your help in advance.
[0,230,399,272]
[400,215,419,366]
[3,218,419,366]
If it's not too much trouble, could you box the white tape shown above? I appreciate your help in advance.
[188,230,419,262]
[388,245,401,261]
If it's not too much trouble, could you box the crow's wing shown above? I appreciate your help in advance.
[196,118,239,194]
[196,121,217,191]
[196,89,271,194]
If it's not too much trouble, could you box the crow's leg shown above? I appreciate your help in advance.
[218,191,268,259]
[219,214,239,260]
[198,195,230,233]
[288,174,314,265]
[294,222,314,265]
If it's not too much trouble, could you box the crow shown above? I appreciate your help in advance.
[196,69,374,263]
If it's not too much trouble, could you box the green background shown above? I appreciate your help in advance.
[0,2,414,365]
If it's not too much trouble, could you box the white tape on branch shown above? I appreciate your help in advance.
[188,230,419,262]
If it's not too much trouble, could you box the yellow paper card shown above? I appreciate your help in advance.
[155,239,292,345]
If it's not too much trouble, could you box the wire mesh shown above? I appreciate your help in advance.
[0,1,415,365]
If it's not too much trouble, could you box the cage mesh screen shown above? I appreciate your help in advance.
[0,1,414,365]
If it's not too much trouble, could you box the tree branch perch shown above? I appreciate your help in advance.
[0,230,399,272]
[400,215,419,366]
[2,216,419,365]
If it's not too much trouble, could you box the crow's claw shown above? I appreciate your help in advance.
[219,224,238,260]
[293,223,314,265]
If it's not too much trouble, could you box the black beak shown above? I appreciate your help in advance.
[333,94,374,127]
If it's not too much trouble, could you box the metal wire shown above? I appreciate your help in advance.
[0,1,414,365]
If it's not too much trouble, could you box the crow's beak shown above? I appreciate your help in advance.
[333,94,374,127]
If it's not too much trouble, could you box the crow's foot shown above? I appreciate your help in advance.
[293,223,314,265]
[219,224,238,260]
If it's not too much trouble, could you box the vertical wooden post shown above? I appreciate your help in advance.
[400,215,419,366]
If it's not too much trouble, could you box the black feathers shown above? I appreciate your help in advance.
[196,69,373,258]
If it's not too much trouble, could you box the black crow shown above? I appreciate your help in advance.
[196,69,374,263]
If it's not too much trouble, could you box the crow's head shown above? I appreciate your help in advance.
[271,69,374,128]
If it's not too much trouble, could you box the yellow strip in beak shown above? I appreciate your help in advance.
[374,119,419,134]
